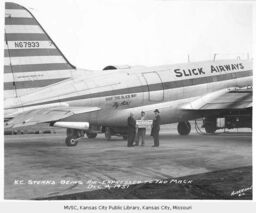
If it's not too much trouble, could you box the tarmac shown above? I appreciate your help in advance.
[4,124,252,200]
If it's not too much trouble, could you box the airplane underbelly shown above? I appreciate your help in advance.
[62,97,197,126]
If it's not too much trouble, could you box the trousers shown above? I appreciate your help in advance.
[127,130,136,147]
[135,128,146,145]
[153,130,159,147]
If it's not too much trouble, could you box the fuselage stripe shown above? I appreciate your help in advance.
[14,69,252,108]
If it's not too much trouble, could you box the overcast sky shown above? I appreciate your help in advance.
[2,0,253,70]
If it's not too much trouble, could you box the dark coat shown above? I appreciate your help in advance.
[151,114,161,136]
[127,116,136,146]
[127,116,136,133]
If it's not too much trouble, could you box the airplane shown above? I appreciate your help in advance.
[4,2,252,146]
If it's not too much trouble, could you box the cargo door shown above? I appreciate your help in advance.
[142,72,164,102]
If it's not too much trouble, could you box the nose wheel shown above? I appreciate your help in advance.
[65,136,79,146]
[65,129,84,146]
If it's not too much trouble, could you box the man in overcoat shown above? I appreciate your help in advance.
[127,112,136,147]
[151,109,161,147]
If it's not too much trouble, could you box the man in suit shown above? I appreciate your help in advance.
[151,109,161,147]
[127,112,136,147]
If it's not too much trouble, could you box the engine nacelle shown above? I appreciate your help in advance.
[103,65,131,70]
[53,122,90,130]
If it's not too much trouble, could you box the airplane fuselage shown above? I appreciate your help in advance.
[5,58,252,128]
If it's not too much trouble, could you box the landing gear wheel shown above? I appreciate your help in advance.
[86,132,97,139]
[105,127,111,141]
[177,121,191,135]
[203,117,217,134]
[65,129,82,146]
[205,125,216,134]
[65,136,78,146]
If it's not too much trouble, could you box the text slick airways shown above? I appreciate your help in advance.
[174,63,244,77]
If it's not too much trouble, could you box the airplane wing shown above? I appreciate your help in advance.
[182,87,252,111]
[5,106,101,128]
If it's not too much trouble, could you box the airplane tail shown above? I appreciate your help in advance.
[4,2,76,100]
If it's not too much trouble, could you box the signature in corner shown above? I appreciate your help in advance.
[230,186,252,197]
[113,100,131,109]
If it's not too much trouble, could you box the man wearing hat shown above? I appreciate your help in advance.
[135,111,146,146]
[151,109,161,147]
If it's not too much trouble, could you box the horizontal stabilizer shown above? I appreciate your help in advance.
[5,106,100,128]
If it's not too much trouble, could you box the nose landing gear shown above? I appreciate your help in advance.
[65,128,84,146]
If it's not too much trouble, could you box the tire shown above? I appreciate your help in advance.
[177,121,191,135]
[86,132,97,139]
[205,125,216,134]
[65,136,78,146]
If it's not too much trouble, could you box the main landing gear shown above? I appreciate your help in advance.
[104,127,112,141]
[177,121,191,135]
[203,117,217,134]
[65,128,84,146]
[103,126,128,141]
[86,132,98,139]
[177,118,217,136]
